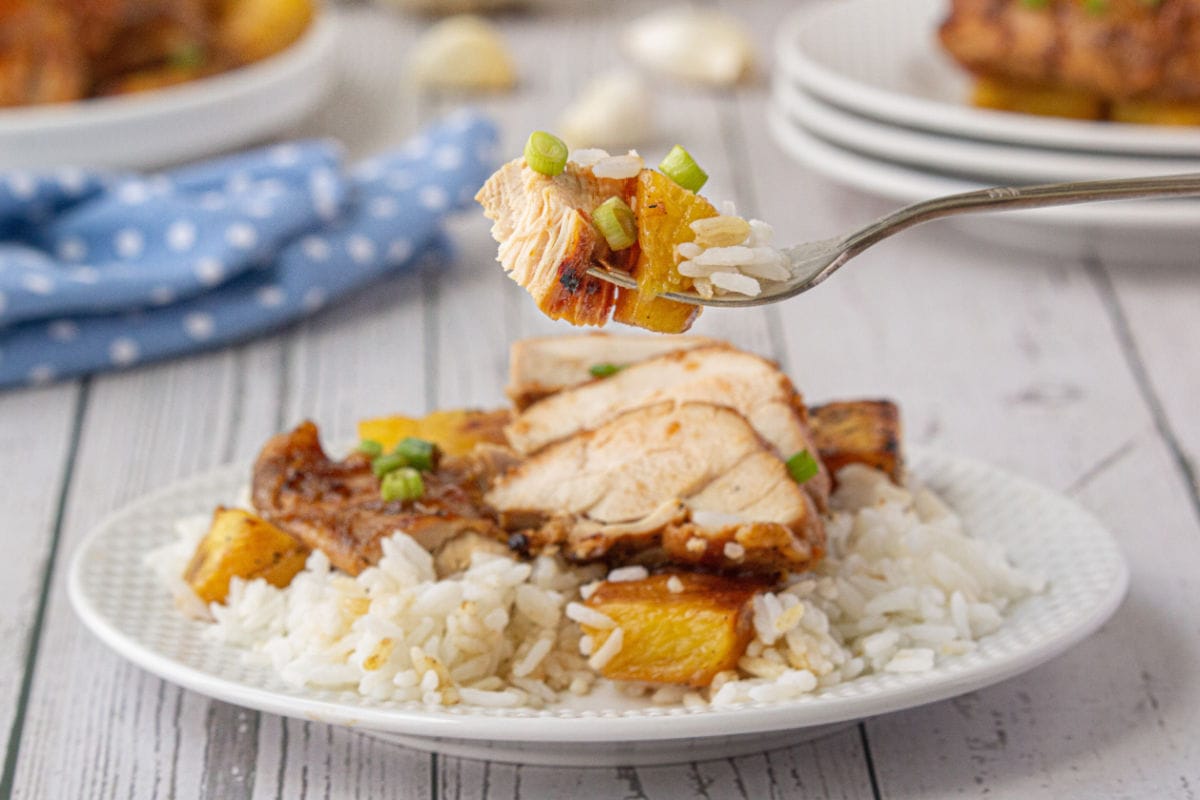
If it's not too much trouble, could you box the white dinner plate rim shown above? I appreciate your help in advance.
[69,447,1128,744]
[772,79,1200,184]
[767,104,1200,229]
[775,0,1200,157]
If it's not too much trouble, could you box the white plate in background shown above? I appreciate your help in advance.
[773,79,1200,184]
[69,449,1127,766]
[776,0,1200,157]
[768,103,1200,264]
[0,13,338,170]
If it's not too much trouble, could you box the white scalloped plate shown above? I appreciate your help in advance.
[777,0,1200,157]
[69,449,1128,766]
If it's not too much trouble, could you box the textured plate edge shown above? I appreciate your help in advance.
[67,448,1130,745]
[765,104,1200,230]
[771,78,1200,183]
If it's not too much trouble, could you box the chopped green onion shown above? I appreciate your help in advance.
[358,439,384,457]
[524,131,568,177]
[592,196,638,250]
[589,362,625,378]
[395,436,439,472]
[786,450,820,484]
[169,43,205,69]
[371,452,408,478]
[1019,0,1048,7]
[1082,0,1107,12]
[381,467,424,502]
[658,145,708,192]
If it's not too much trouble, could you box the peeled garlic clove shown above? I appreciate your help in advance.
[558,73,654,150]
[623,6,756,87]
[408,15,517,91]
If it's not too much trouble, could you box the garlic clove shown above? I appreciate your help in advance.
[408,15,517,91]
[558,73,655,150]
[623,6,756,87]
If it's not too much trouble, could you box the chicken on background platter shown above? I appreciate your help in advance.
[940,0,1200,124]
[0,0,314,105]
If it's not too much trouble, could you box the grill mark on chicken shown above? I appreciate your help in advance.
[476,159,637,327]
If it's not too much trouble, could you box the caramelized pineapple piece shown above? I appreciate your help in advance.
[809,400,902,485]
[582,573,760,687]
[612,170,717,333]
[357,408,511,456]
[1110,99,1200,127]
[99,64,208,96]
[183,508,309,605]
[972,77,1105,120]
[218,0,314,63]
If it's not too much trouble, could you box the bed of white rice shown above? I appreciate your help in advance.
[150,465,1044,710]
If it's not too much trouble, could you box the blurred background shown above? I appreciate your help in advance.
[2,1,1199,797]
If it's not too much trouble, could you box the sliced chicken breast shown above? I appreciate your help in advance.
[476,158,636,327]
[487,402,824,574]
[505,344,831,510]
[506,333,716,409]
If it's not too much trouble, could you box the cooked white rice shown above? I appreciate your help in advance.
[151,465,1044,709]
[679,202,793,299]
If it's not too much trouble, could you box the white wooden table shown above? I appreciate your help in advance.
[3,3,1199,797]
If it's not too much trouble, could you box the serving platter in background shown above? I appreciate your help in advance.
[0,13,338,170]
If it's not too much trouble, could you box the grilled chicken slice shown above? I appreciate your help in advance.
[505,344,831,510]
[251,422,501,576]
[940,0,1200,102]
[486,402,824,574]
[506,333,716,409]
[476,158,637,327]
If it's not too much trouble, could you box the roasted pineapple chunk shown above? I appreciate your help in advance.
[972,78,1105,120]
[809,400,902,485]
[582,573,760,687]
[612,170,717,333]
[218,0,314,63]
[357,408,511,456]
[1110,99,1200,127]
[183,508,309,605]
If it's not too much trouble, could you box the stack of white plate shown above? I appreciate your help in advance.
[769,0,1200,259]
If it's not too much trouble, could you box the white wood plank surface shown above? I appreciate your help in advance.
[2,1,1199,797]
[0,382,80,786]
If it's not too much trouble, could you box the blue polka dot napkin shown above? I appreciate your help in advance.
[0,111,497,388]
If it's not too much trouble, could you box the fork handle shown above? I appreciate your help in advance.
[840,173,1200,258]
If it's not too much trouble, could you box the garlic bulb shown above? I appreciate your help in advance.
[408,15,517,91]
[558,73,655,150]
[623,6,756,87]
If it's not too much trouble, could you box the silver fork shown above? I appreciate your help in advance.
[586,173,1200,308]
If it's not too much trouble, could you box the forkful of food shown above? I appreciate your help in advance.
[476,130,1200,333]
